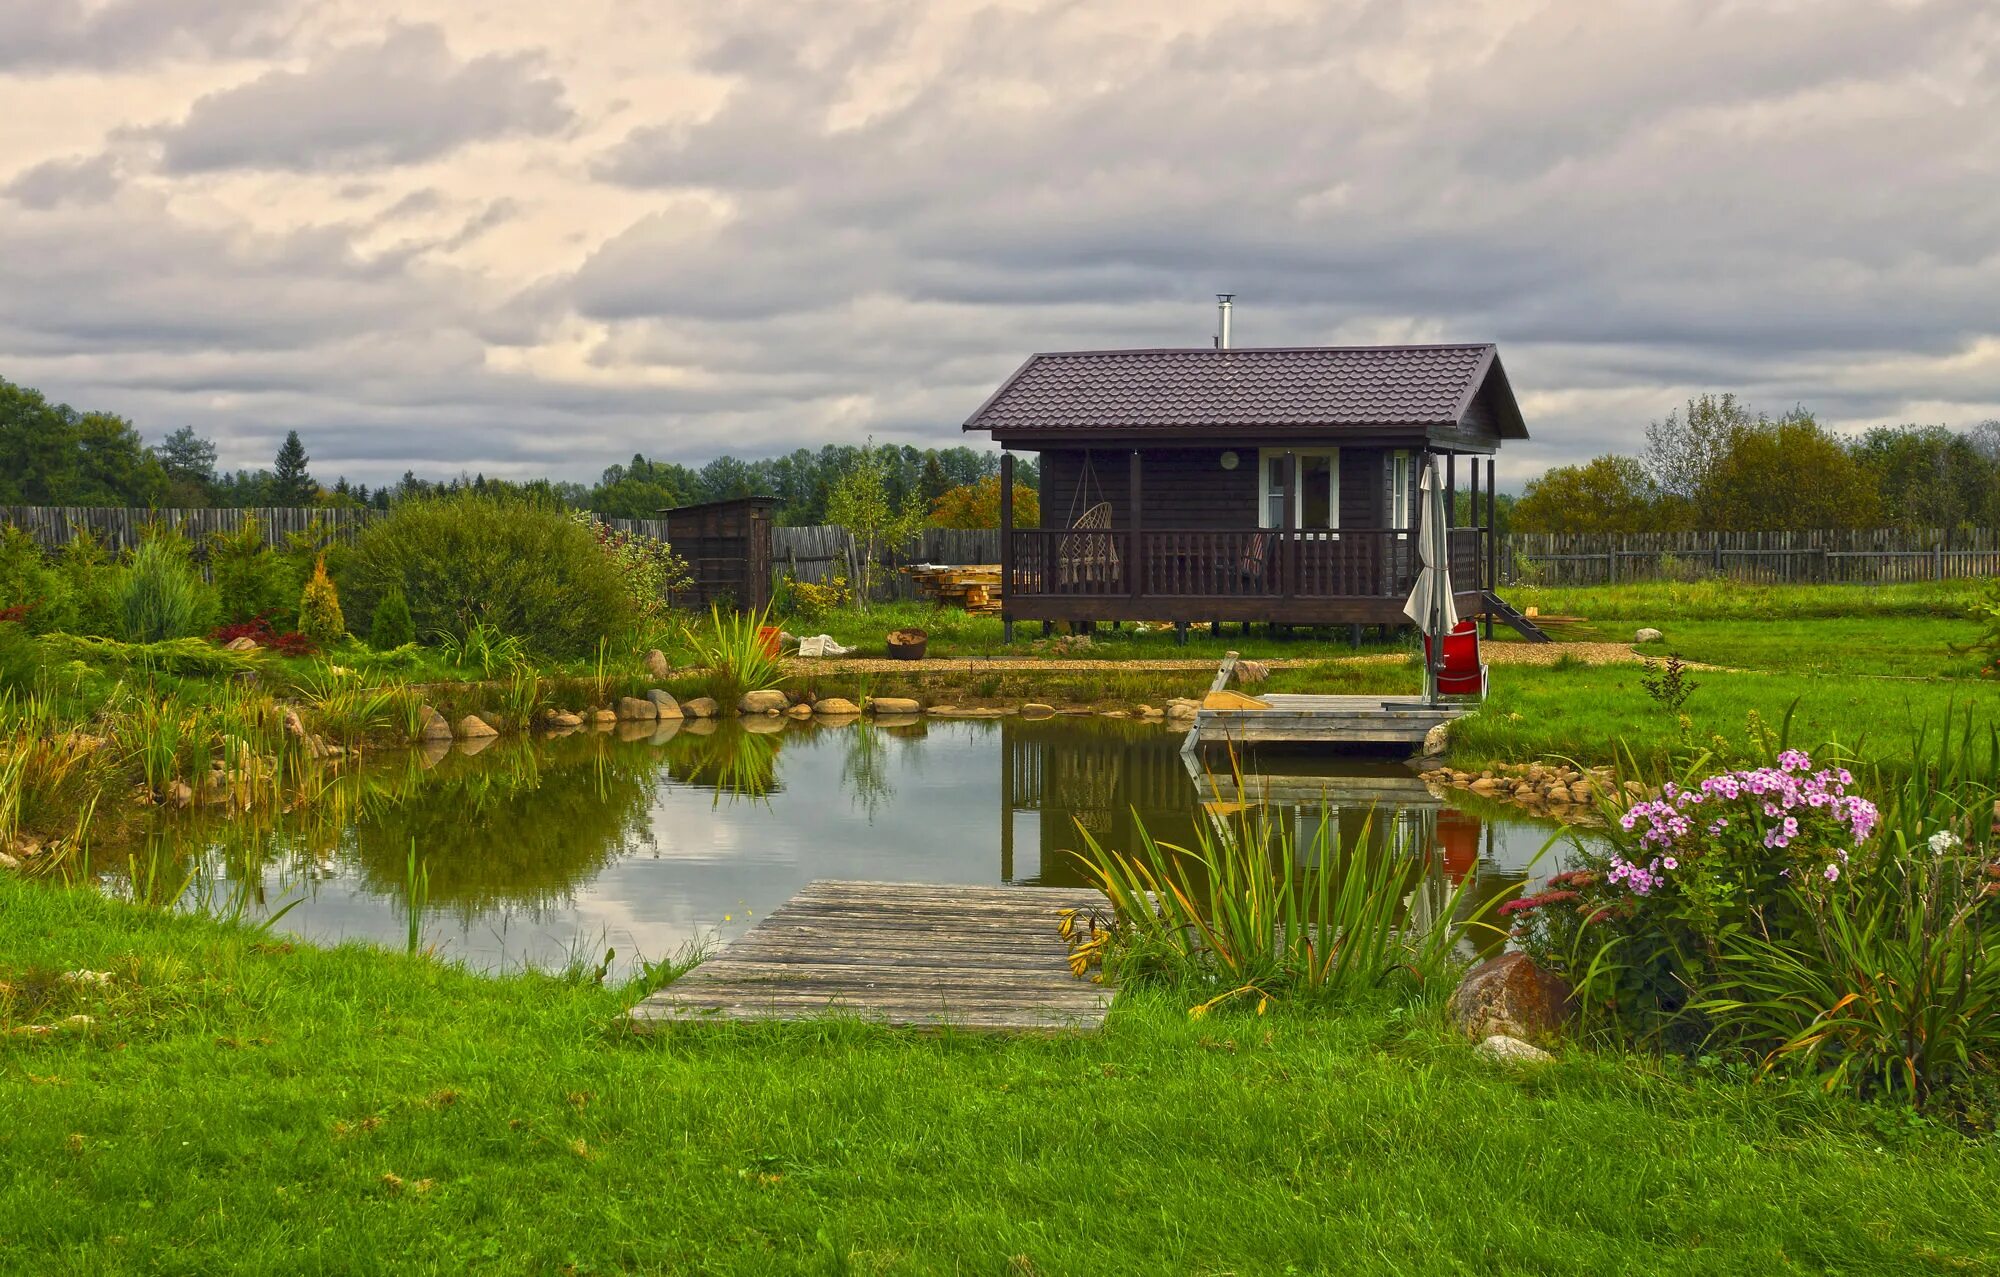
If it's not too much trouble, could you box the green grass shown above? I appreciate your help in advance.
[1633,618,1986,680]
[1515,578,1986,622]
[6,877,1999,1274]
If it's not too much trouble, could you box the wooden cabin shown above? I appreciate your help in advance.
[961,343,1531,640]
[659,496,779,613]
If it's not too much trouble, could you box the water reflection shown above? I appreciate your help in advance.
[110,716,1571,975]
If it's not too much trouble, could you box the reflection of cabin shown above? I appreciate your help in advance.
[962,343,1525,637]
[659,496,779,613]
[999,719,1202,884]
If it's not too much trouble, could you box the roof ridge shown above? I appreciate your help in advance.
[1027,343,1495,358]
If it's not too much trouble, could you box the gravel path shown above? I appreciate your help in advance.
[788,642,1645,675]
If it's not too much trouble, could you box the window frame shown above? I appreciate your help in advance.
[1257,448,1340,531]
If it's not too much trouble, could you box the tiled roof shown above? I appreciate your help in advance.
[963,344,1511,434]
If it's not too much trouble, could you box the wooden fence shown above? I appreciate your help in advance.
[1500,529,2000,586]
[6,506,1990,597]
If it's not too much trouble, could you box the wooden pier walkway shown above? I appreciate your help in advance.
[628,880,1112,1033]
[1180,651,1470,754]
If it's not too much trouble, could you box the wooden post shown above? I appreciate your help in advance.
[1445,453,1456,529]
[1484,456,1496,639]
[1129,449,1143,604]
[1281,451,1297,600]
[999,451,1015,645]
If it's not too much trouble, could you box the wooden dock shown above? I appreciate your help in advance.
[1191,693,1469,749]
[627,880,1112,1033]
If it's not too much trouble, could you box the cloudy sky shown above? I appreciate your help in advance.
[2,0,1995,488]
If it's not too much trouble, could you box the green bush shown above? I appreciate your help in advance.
[56,530,119,637]
[207,515,290,625]
[115,533,216,643]
[368,585,415,650]
[0,526,75,633]
[344,494,632,658]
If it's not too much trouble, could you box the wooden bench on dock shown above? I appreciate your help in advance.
[627,880,1112,1034]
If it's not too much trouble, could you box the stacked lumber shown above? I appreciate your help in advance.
[907,564,1003,614]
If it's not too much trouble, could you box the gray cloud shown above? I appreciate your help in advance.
[0,0,291,71]
[3,153,121,208]
[1,1,1997,488]
[153,24,572,173]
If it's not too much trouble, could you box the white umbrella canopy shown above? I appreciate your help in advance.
[1403,455,1457,700]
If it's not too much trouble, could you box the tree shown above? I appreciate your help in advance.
[1644,393,1755,524]
[826,446,927,604]
[270,430,315,504]
[1702,413,1880,530]
[928,476,1040,529]
[1851,424,2000,531]
[918,455,951,509]
[1512,455,1660,533]
[157,426,219,503]
[0,377,80,503]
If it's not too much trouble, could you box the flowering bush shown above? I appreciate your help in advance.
[783,575,850,621]
[571,513,692,627]
[1507,749,1880,1039]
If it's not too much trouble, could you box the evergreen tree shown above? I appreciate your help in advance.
[157,426,219,502]
[271,430,315,504]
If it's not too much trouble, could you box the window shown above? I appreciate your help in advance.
[1258,449,1339,530]
[1391,451,1412,534]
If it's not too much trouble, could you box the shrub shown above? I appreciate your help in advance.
[783,575,851,622]
[57,530,119,637]
[368,585,415,650]
[1509,749,1880,1042]
[570,513,692,627]
[0,526,74,634]
[345,494,631,658]
[207,515,290,625]
[115,533,217,643]
[298,556,346,647]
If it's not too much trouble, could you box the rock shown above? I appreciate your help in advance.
[282,708,307,738]
[786,703,814,719]
[683,697,719,719]
[1137,704,1164,719]
[166,780,193,809]
[741,713,786,735]
[1476,1035,1555,1067]
[647,690,683,719]
[813,697,861,717]
[223,636,259,653]
[1421,723,1451,757]
[1469,778,1503,796]
[1101,710,1130,719]
[0,851,21,872]
[1021,703,1056,718]
[866,697,922,716]
[589,709,618,726]
[644,649,672,681]
[1448,953,1575,1043]
[1635,627,1663,643]
[417,705,453,742]
[739,689,790,715]
[545,710,583,730]
[617,695,658,721]
[1235,659,1270,686]
[456,714,499,739]
[926,704,958,716]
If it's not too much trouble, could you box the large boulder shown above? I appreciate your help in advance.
[1635,627,1663,643]
[417,705,453,742]
[1021,702,1055,719]
[223,636,260,653]
[867,696,922,716]
[616,695,658,721]
[1235,659,1270,686]
[739,689,790,715]
[644,649,672,681]
[1448,953,1574,1043]
[813,697,861,717]
[1421,722,1451,757]
[682,697,720,719]
[456,714,499,739]
[647,690,683,719]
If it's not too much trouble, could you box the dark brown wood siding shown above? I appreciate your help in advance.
[1036,445,1415,530]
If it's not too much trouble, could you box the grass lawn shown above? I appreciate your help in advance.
[6,877,1998,1275]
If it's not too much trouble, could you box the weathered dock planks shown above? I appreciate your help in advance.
[1191,693,1468,749]
[627,881,1112,1033]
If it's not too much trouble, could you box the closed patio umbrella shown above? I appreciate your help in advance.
[1403,455,1457,704]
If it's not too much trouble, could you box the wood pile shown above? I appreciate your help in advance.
[907,564,1002,614]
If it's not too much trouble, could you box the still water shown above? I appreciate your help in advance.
[137,717,1579,976]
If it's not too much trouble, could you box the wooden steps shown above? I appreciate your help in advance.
[627,881,1111,1033]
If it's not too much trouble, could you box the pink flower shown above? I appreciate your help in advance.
[1824,864,1840,882]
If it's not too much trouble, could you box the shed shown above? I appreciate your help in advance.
[659,496,780,613]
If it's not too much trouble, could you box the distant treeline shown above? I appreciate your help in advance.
[0,374,1040,526]
[1515,394,2000,534]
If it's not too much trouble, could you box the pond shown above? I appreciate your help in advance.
[121,717,1584,977]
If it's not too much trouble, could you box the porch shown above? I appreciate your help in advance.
[999,523,1490,628]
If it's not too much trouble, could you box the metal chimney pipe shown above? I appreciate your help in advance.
[1215,294,1234,349]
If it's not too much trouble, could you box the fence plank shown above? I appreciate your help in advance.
[1496,527,1999,586]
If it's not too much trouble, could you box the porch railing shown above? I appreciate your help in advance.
[1005,527,1488,601]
